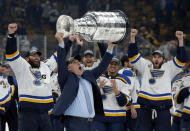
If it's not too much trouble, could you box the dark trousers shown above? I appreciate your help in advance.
[19,110,53,131]
[1,102,18,131]
[64,117,95,131]
[125,116,137,131]
[172,117,181,131]
[94,120,124,131]
[135,107,171,131]
[0,116,2,131]
[180,118,190,131]
[50,115,64,131]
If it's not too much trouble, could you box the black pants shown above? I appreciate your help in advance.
[19,110,53,131]
[2,101,18,131]
[64,116,95,131]
[135,107,172,131]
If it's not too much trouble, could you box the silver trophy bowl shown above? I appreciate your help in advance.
[56,11,129,43]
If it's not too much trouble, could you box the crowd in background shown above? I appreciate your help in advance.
[0,0,190,64]
[0,0,190,130]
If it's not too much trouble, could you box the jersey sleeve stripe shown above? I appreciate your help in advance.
[6,50,20,61]
[173,57,185,68]
[129,53,141,64]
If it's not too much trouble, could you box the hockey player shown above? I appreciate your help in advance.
[82,42,106,70]
[174,72,190,130]
[70,35,107,70]
[119,55,140,131]
[5,23,58,131]
[171,75,184,131]
[1,64,18,131]
[128,29,187,131]
[0,66,16,131]
[94,57,132,131]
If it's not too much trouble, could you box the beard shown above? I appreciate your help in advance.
[28,59,40,68]
[153,61,164,69]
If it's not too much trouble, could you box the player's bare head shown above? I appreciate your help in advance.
[28,49,41,68]
[83,50,94,67]
[152,50,165,69]
[108,57,120,76]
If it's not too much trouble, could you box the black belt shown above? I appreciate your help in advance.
[65,116,93,122]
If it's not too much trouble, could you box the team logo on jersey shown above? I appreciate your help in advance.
[150,69,165,78]
[102,86,113,95]
[30,68,42,86]
[149,69,165,84]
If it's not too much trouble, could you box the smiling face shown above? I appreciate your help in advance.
[68,59,83,76]
[28,53,41,68]
[108,61,120,76]
[83,54,94,67]
[152,54,164,69]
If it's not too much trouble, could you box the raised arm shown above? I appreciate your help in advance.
[168,31,187,77]
[71,35,83,57]
[6,23,17,56]
[91,43,115,79]
[97,43,107,58]
[45,35,75,72]
[128,29,150,74]
[5,23,29,76]
[55,32,70,90]
[173,31,187,68]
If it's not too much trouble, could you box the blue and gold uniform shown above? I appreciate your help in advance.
[5,33,57,131]
[128,41,186,131]
[95,72,132,122]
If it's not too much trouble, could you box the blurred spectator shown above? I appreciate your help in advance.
[49,2,60,28]
[41,1,52,24]
[0,0,189,61]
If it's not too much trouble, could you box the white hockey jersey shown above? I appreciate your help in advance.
[180,73,190,119]
[6,50,56,111]
[119,68,140,112]
[83,59,100,70]
[129,53,183,108]
[97,73,132,118]
[50,73,61,98]
[0,74,15,114]
[172,77,184,118]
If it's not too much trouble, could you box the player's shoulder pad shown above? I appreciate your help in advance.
[115,74,131,84]
[123,70,134,77]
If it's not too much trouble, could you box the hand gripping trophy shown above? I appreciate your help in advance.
[56,10,130,43]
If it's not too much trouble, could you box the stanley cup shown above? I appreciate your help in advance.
[56,11,129,43]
